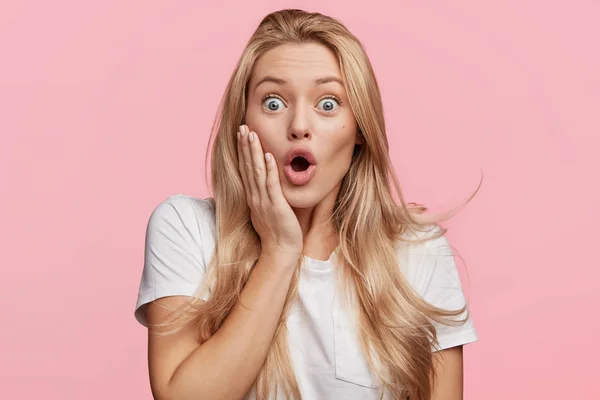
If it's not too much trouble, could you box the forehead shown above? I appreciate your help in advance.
[250,42,342,86]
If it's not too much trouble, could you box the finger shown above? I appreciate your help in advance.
[248,130,269,201]
[264,151,286,206]
[240,126,259,201]
[237,126,251,198]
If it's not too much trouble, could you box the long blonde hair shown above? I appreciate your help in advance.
[152,8,480,400]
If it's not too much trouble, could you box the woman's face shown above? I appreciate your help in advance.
[245,42,361,210]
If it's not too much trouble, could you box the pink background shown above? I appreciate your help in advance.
[1,1,598,399]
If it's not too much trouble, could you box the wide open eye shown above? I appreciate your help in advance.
[316,97,340,112]
[263,96,286,112]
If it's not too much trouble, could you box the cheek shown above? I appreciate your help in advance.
[323,126,357,169]
[336,111,358,140]
[244,107,281,152]
[336,120,358,149]
[244,102,261,129]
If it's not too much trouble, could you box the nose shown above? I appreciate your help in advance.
[287,107,311,141]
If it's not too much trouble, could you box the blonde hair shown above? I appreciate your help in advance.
[151,8,480,400]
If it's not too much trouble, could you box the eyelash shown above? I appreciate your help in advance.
[261,94,343,107]
[261,93,284,104]
[320,95,343,105]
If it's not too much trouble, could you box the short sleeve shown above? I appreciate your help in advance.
[403,227,479,352]
[133,194,214,327]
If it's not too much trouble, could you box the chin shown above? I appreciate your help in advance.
[281,186,321,209]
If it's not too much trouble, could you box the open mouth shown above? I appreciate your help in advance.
[290,156,311,172]
[283,147,317,185]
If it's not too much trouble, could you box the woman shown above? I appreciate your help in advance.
[134,8,479,400]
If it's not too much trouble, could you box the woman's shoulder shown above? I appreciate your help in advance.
[147,194,217,244]
[398,223,449,252]
[396,224,460,290]
[150,194,215,224]
[135,194,216,326]
[153,193,215,214]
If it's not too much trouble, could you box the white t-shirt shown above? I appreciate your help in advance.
[134,194,478,400]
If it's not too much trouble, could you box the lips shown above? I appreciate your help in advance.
[283,147,317,186]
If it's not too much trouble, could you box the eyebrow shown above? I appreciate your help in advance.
[253,75,344,90]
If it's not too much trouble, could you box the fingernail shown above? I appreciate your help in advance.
[239,126,245,136]
[248,132,254,142]
[265,153,271,162]
[237,131,240,140]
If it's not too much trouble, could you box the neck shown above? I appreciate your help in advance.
[291,183,340,259]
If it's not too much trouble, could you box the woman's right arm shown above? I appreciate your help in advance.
[147,126,304,400]
[147,250,297,400]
